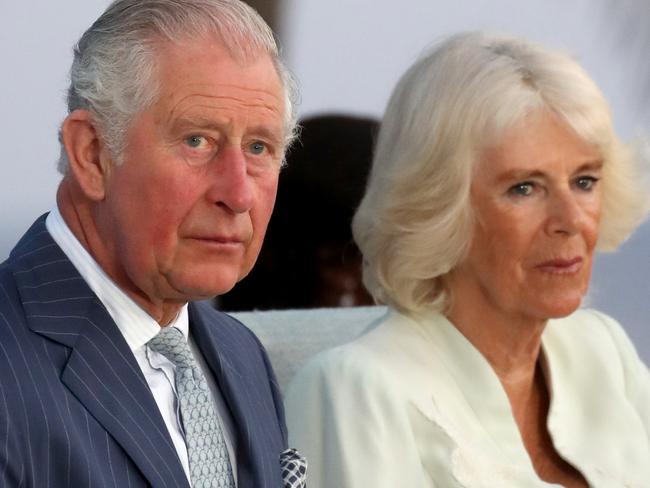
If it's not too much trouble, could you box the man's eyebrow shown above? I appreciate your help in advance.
[169,116,227,133]
[168,118,284,143]
[247,125,284,145]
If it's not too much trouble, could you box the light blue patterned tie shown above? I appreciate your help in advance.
[149,326,235,488]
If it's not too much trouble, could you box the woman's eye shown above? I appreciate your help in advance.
[575,176,599,191]
[249,141,266,155]
[508,182,534,197]
[185,135,207,149]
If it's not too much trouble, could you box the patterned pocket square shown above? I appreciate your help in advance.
[280,448,307,488]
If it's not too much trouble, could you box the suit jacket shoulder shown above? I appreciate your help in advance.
[0,214,191,488]
[0,215,288,488]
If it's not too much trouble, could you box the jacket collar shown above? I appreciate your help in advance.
[11,214,190,488]
[189,302,286,488]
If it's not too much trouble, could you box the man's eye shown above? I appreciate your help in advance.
[185,135,207,149]
[249,141,266,155]
[508,182,534,197]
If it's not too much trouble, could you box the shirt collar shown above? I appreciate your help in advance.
[45,207,189,350]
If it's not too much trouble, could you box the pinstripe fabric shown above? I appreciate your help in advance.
[0,215,288,487]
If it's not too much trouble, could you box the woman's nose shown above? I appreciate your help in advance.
[545,191,585,236]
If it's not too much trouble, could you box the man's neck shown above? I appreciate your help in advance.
[56,179,185,326]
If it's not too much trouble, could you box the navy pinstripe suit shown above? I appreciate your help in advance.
[0,215,288,487]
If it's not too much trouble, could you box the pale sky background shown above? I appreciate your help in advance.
[1,0,649,359]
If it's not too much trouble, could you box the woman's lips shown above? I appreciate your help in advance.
[535,256,583,274]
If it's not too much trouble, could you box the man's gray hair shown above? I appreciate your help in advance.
[57,0,298,174]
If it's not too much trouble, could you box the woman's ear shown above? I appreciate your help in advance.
[60,110,113,201]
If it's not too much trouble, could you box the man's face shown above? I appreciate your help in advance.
[95,38,285,313]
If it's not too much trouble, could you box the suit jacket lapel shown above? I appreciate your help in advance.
[189,303,281,488]
[12,215,189,488]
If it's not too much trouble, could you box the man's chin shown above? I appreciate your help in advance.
[167,276,239,302]
[163,261,252,301]
[183,284,237,302]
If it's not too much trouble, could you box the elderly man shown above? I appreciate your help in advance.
[0,1,305,487]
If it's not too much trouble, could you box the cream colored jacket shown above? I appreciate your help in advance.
[285,308,650,487]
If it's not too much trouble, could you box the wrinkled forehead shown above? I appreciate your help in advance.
[149,36,282,99]
[152,35,287,119]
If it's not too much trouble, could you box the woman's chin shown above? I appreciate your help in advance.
[539,296,585,320]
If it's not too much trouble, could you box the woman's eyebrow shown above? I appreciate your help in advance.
[492,159,604,184]
[573,159,604,174]
[493,168,546,183]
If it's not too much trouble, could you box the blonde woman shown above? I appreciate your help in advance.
[286,32,650,487]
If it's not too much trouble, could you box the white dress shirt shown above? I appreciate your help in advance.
[46,208,238,486]
[286,307,650,488]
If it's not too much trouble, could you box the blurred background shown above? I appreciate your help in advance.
[1,0,649,358]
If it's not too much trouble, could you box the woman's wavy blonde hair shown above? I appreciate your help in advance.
[352,32,649,316]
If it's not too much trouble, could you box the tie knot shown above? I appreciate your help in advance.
[148,326,195,369]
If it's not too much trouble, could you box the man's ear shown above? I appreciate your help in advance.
[61,110,114,201]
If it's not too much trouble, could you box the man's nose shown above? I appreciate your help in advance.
[207,146,254,213]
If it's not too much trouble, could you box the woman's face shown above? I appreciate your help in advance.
[450,110,603,323]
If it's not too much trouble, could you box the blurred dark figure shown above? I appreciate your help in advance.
[220,114,377,311]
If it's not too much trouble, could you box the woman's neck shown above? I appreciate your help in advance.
[446,295,546,386]
[444,278,588,487]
